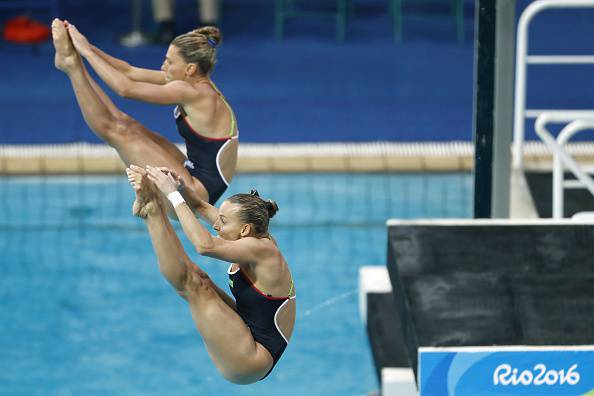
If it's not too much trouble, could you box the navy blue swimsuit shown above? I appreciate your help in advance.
[174,103,236,205]
[228,264,295,380]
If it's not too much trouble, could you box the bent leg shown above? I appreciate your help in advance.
[127,168,272,383]
[184,269,274,384]
[54,19,185,162]
[53,20,208,205]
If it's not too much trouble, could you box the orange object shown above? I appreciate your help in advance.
[3,15,50,44]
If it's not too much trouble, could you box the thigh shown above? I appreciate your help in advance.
[129,119,188,164]
[126,121,213,203]
[112,118,201,193]
[184,269,273,383]
[145,131,188,164]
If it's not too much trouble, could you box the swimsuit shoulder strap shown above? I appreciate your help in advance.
[288,277,295,299]
[208,80,237,138]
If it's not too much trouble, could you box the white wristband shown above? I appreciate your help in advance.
[167,191,185,208]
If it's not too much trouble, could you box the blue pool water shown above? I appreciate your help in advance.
[0,173,472,395]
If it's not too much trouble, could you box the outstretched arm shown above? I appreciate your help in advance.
[91,45,166,85]
[146,166,275,265]
[67,24,197,105]
[186,190,220,225]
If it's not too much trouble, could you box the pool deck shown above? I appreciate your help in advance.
[3,142,594,174]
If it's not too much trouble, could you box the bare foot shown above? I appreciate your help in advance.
[52,19,79,72]
[126,165,159,218]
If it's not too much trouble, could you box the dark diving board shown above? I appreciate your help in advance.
[386,219,594,380]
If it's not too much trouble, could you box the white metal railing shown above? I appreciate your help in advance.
[534,112,594,218]
[512,0,594,169]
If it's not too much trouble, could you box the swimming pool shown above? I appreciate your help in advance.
[0,173,472,395]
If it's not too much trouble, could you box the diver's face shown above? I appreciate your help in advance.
[161,45,187,82]
[213,201,247,241]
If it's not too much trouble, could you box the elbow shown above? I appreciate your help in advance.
[195,245,208,255]
[117,81,134,98]
[194,240,216,256]
[116,84,132,99]
[123,62,133,75]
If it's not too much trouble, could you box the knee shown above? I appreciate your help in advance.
[184,267,216,296]
[102,112,141,146]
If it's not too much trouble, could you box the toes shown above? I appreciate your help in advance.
[126,167,143,181]
[126,171,135,183]
[129,164,147,175]
[52,19,64,32]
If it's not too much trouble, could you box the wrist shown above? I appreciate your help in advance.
[167,191,185,208]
